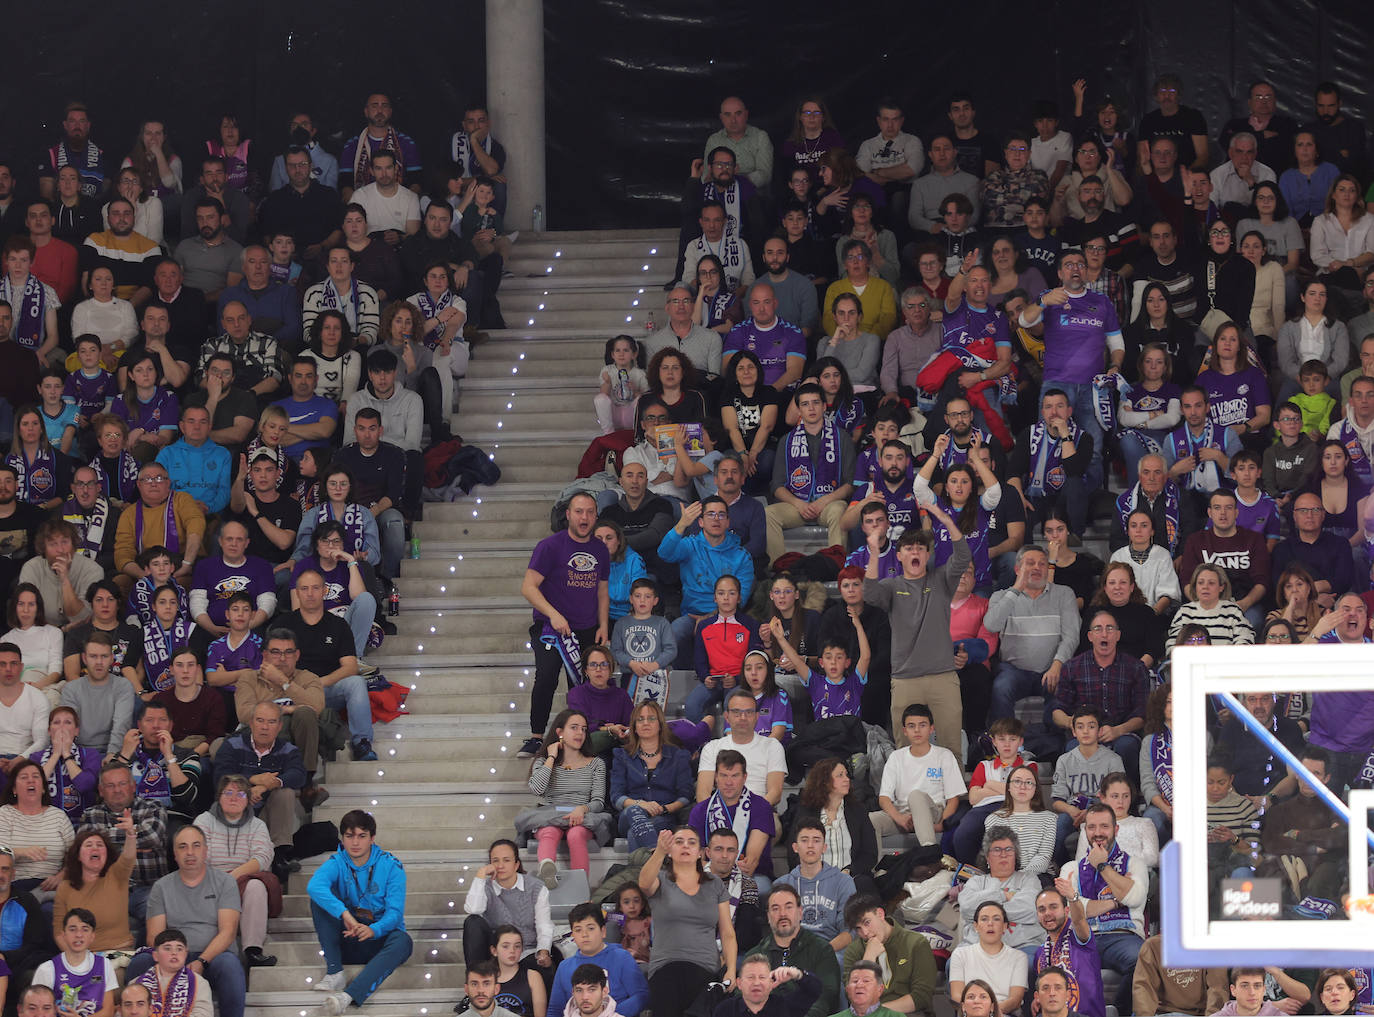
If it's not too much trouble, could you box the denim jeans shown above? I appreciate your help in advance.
[343,593,378,657]
[325,674,373,743]
[684,678,727,723]
[311,901,414,1005]
[1096,930,1144,1011]
[988,663,1045,724]
[617,804,676,850]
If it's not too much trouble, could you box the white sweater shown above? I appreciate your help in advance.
[2,625,64,684]
[71,297,139,346]
[1110,546,1182,606]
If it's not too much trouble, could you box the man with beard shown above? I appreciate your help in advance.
[676,146,763,283]
[339,92,423,201]
[644,285,722,378]
[145,259,211,358]
[1055,805,1148,1013]
[179,156,251,245]
[741,885,838,1017]
[0,165,23,240]
[81,198,159,306]
[0,464,44,594]
[841,440,918,536]
[759,236,818,338]
[984,545,1079,723]
[350,152,421,248]
[1217,692,1303,807]
[767,385,855,562]
[1308,81,1368,180]
[518,492,609,758]
[724,283,806,391]
[38,102,107,200]
[1034,888,1101,1017]
[1056,176,1138,269]
[1021,250,1124,483]
[680,201,754,293]
[928,396,1007,479]
[1007,390,1095,533]
[174,198,244,302]
[1175,489,1269,629]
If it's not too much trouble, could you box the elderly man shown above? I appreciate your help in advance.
[215,245,302,347]
[699,97,773,191]
[18,519,102,628]
[1053,611,1151,785]
[1111,453,1185,554]
[1209,132,1277,212]
[78,761,170,941]
[1219,81,1298,173]
[1270,492,1355,605]
[189,519,276,647]
[113,462,205,581]
[156,406,232,516]
[124,825,245,1017]
[146,258,211,357]
[880,289,941,406]
[833,962,904,1017]
[984,545,1080,724]
[197,301,283,400]
[61,466,118,572]
[215,698,320,872]
[645,286,722,379]
[723,282,807,391]
[766,384,855,562]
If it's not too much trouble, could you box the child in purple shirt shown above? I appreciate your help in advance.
[769,615,871,721]
[205,592,263,692]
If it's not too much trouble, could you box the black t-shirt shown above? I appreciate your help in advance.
[285,609,355,677]
[232,494,302,564]
[985,483,1026,547]
[1138,106,1209,167]
[256,183,345,250]
[148,290,212,358]
[332,442,406,509]
[0,502,45,561]
[935,123,1002,179]
[63,621,144,674]
[184,387,259,436]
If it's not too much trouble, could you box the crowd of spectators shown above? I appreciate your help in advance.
[0,90,525,1017]
[504,77,1374,1017]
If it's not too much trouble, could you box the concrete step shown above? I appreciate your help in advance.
[465,357,609,381]
[400,552,530,578]
[378,631,534,657]
[505,254,674,278]
[395,577,524,601]
[458,408,602,432]
[460,387,597,414]
[391,608,528,636]
[500,288,660,312]
[414,517,552,541]
[473,442,589,469]
[244,991,464,1015]
[513,235,675,259]
[311,799,524,832]
[249,959,466,992]
[424,499,561,523]
[327,757,535,782]
[513,308,661,330]
[264,936,467,967]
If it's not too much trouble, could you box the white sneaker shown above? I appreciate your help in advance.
[357,659,379,676]
[538,857,559,889]
[314,971,346,992]
[505,230,520,243]
[322,991,353,1015]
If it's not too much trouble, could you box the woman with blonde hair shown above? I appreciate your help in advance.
[1165,563,1254,650]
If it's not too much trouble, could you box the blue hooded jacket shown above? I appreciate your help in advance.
[657,526,755,615]
[307,842,408,936]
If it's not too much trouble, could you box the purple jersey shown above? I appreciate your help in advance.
[845,540,901,578]
[723,319,807,385]
[726,690,794,739]
[1036,922,1105,1017]
[805,667,866,720]
[1039,289,1123,385]
[112,388,180,433]
[191,555,277,627]
[63,369,117,419]
[527,530,610,630]
[293,557,353,610]
[206,631,263,680]
[1121,381,1181,415]
[1234,490,1281,541]
[1196,366,1270,428]
[850,478,920,532]
[47,952,111,1017]
[940,297,1011,362]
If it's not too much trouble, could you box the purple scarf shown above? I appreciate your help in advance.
[1333,419,1374,487]
[90,451,140,502]
[135,497,180,555]
[139,964,197,1017]
[1079,841,1134,934]
[1026,420,1079,496]
[63,496,110,559]
[414,289,459,349]
[0,275,47,350]
[1150,731,1173,805]
[7,448,58,504]
[1115,482,1181,554]
[783,421,841,501]
[937,429,992,473]
[317,502,369,556]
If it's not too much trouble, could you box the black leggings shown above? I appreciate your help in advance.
[648,961,717,1017]
[529,622,599,736]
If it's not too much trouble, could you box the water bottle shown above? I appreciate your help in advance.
[410,535,421,559]
[61,986,79,1014]
[645,311,656,333]
[389,590,400,617]
[531,204,544,233]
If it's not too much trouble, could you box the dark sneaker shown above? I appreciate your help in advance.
[516,736,542,758]
[351,738,377,761]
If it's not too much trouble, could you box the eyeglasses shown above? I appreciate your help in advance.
[987,845,1016,854]
[641,414,669,423]
[1293,507,1324,514]
[221,790,248,800]
[585,661,612,670]
[1005,146,1029,153]
[1008,778,1037,787]
[801,111,824,117]
[1088,624,1119,633]
[264,648,298,658]
[1184,635,1209,645]
[138,475,169,484]
[72,480,99,488]
[703,511,727,520]
[710,161,735,169]
[1083,244,1107,253]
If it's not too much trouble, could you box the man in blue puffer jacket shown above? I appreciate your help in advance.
[658,495,755,668]
[307,810,414,1014]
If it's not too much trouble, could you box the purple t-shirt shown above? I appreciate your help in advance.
[723,319,806,385]
[940,297,1011,361]
[112,388,180,432]
[1121,381,1181,416]
[1039,289,1123,385]
[1234,491,1281,541]
[845,540,901,578]
[850,479,920,532]
[63,368,117,419]
[293,557,354,610]
[206,631,263,679]
[805,667,866,720]
[527,531,610,630]
[192,555,277,627]
[687,791,777,877]
[1196,366,1270,428]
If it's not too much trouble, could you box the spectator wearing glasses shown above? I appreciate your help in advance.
[980,133,1051,233]
[113,464,206,585]
[879,289,941,406]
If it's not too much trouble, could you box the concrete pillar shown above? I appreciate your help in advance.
[486,0,546,232]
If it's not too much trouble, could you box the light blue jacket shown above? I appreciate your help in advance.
[307,843,408,936]
[657,526,755,615]
[156,438,233,513]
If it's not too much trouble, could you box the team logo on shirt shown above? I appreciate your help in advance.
[734,631,745,644]
[1046,466,1065,489]
[568,552,599,572]
[1237,384,1249,395]
[325,581,345,602]
[214,575,251,599]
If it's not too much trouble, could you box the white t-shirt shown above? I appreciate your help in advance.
[1030,131,1073,176]
[878,743,966,811]
[352,183,422,234]
[699,733,786,799]
[947,941,1029,1001]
